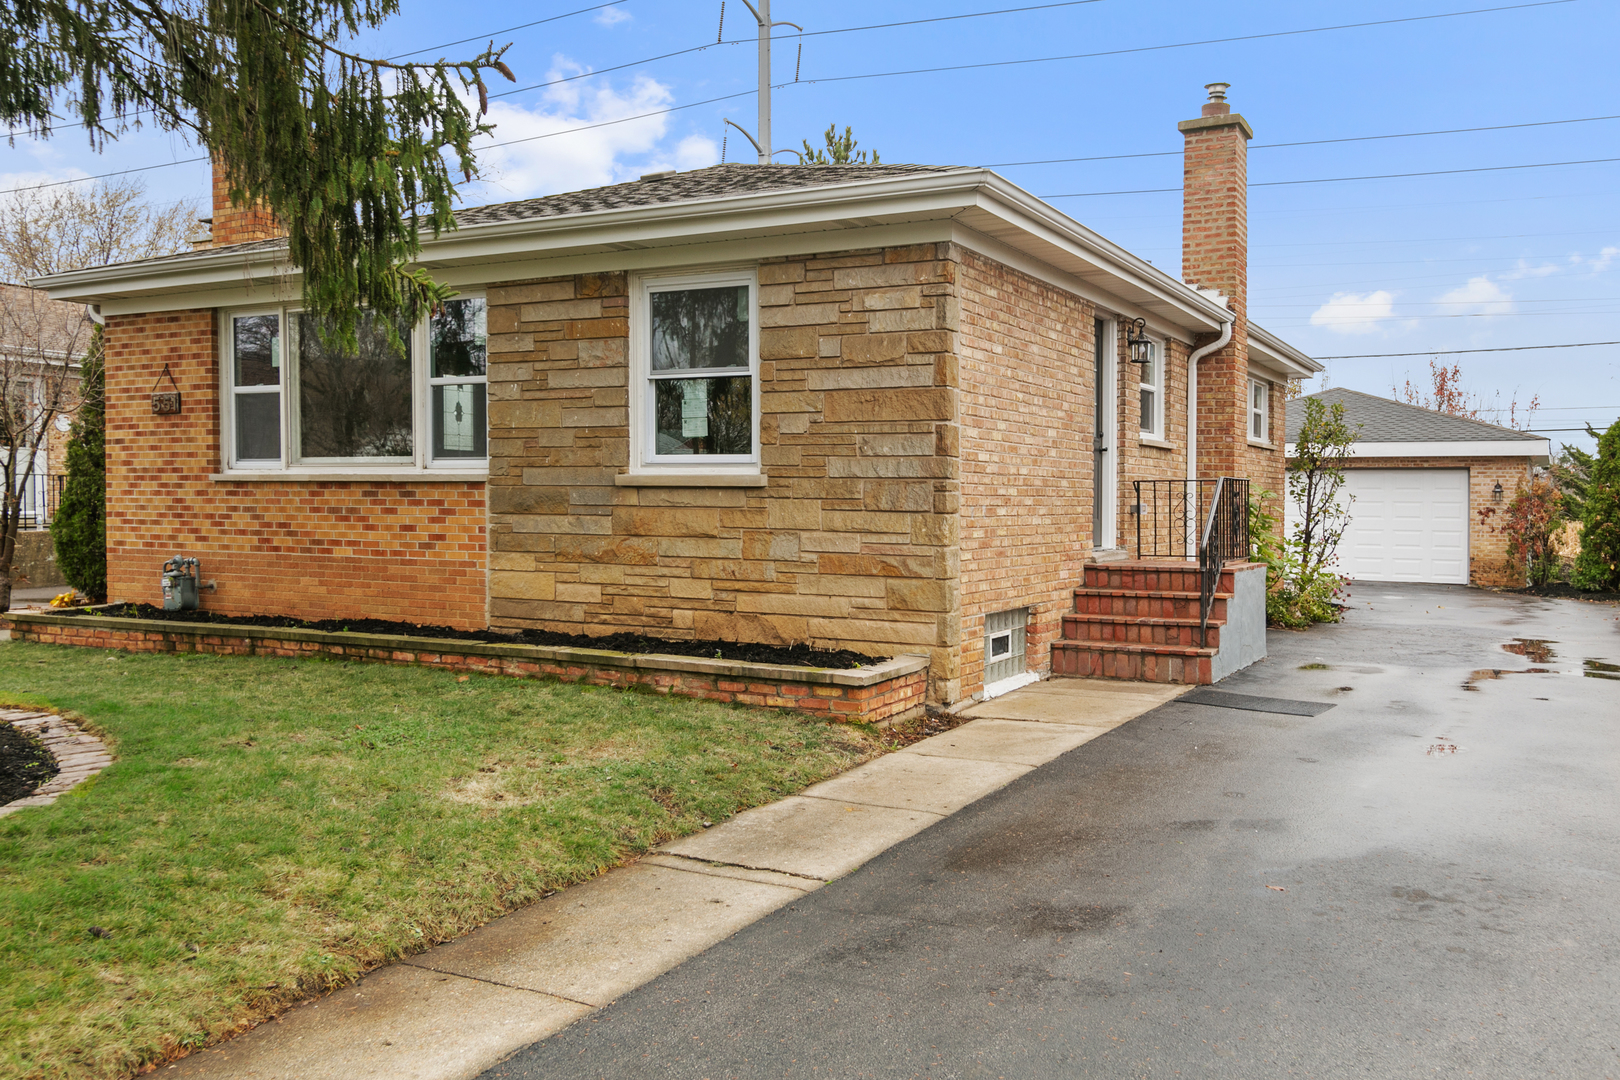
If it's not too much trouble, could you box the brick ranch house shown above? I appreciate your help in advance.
[35,86,1319,705]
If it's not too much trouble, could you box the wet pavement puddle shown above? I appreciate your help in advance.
[1503,638,1557,663]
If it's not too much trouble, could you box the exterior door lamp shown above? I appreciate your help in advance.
[1492,481,1504,504]
[1124,317,1153,365]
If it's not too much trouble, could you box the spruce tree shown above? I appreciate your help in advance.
[1572,418,1620,593]
[2,1,515,348]
[50,326,106,602]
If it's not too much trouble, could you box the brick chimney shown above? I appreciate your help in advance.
[1179,82,1253,482]
[209,156,282,247]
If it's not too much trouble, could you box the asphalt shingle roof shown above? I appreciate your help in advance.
[456,163,962,226]
[1286,387,1545,444]
[67,164,964,275]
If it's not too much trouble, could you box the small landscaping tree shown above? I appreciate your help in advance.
[1499,473,1563,587]
[51,325,105,601]
[1571,418,1620,593]
[1261,397,1357,627]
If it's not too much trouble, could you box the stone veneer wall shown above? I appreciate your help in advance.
[1345,456,1532,587]
[484,245,962,702]
[101,310,487,627]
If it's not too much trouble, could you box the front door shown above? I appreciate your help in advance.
[1092,317,1111,548]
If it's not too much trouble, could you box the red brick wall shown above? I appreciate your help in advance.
[102,310,487,626]
[210,159,281,247]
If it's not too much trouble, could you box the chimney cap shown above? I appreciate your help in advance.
[1204,82,1230,103]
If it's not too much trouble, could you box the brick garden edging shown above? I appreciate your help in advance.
[3,613,929,724]
[0,709,113,817]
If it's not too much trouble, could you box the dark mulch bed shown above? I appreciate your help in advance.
[55,603,889,670]
[1510,583,1620,603]
[0,723,57,805]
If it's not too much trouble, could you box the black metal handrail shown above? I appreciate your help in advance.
[1198,477,1250,642]
[1133,479,1217,560]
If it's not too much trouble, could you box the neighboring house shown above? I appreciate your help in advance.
[0,283,88,530]
[35,86,1320,704]
[1285,388,1551,586]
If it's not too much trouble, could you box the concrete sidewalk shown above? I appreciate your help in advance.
[169,677,1185,1079]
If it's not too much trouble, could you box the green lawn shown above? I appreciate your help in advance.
[0,641,889,1079]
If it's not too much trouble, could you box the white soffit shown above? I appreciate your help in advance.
[1285,439,1551,460]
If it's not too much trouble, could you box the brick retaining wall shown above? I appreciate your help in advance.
[5,613,928,724]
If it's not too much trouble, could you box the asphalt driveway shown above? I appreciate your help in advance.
[481,584,1620,1079]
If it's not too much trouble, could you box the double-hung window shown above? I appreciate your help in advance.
[1137,337,1164,438]
[222,296,487,472]
[631,269,759,474]
[1249,377,1270,442]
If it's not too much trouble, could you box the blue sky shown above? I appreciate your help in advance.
[5,0,1616,449]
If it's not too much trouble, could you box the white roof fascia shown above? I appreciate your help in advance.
[1249,323,1322,376]
[1285,439,1551,461]
[967,174,1229,333]
[33,167,1230,335]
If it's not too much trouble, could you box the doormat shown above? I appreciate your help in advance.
[1179,689,1336,716]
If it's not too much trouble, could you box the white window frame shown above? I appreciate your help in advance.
[1249,377,1270,443]
[627,267,761,477]
[1137,336,1164,439]
[218,296,488,475]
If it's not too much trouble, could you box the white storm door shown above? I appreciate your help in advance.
[1337,468,1469,584]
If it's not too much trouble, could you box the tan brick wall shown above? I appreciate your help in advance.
[955,249,1090,695]
[1344,456,1533,587]
[484,247,961,700]
[1116,329,1192,557]
[102,310,487,626]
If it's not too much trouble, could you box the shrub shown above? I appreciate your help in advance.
[1250,487,1347,629]
[1572,418,1620,592]
[50,325,105,601]
[1499,474,1564,586]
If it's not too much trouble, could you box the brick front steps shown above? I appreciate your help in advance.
[2,612,929,725]
[1051,561,1243,685]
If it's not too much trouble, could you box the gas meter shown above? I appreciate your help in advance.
[161,555,201,611]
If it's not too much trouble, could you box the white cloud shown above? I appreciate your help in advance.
[0,168,91,197]
[1586,245,1618,273]
[1500,258,1559,280]
[1436,276,1514,316]
[1309,290,1396,335]
[467,58,705,200]
[594,4,632,26]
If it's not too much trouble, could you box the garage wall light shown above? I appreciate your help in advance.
[1492,481,1504,503]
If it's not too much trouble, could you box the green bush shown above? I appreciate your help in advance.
[1250,489,1345,628]
[1572,418,1620,592]
[50,325,106,601]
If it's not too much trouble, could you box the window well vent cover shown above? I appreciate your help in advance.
[983,607,1029,686]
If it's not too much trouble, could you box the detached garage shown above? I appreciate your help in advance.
[1285,389,1551,587]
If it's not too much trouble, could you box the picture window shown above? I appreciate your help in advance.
[222,296,487,471]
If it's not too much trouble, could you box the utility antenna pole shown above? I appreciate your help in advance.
[725,0,801,163]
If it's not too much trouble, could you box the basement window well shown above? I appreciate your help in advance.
[982,607,1039,699]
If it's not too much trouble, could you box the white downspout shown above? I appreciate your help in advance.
[1185,314,1233,487]
[1184,314,1233,558]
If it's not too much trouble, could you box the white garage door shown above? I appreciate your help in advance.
[1332,468,1470,583]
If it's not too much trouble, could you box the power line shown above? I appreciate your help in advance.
[2,1,1584,194]
[386,1,630,61]
[794,2,1575,88]
[1042,156,1620,199]
[987,114,1620,168]
[490,0,1110,101]
[1312,341,1620,359]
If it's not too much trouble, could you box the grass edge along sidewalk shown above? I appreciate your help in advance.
[0,640,900,1080]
